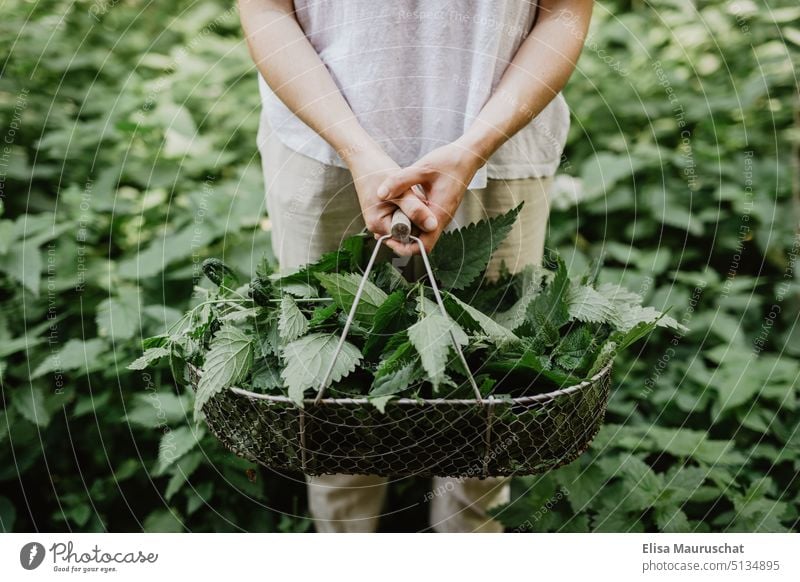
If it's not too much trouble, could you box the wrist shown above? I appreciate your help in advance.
[333,134,385,168]
[456,121,507,164]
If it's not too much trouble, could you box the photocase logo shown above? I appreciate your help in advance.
[20,542,46,570]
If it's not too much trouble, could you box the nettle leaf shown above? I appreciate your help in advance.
[277,295,308,342]
[554,326,594,372]
[315,272,388,324]
[587,340,617,377]
[566,284,617,324]
[407,310,468,391]
[370,361,420,399]
[273,248,354,287]
[444,292,518,346]
[431,203,522,290]
[308,303,338,327]
[493,265,544,330]
[251,361,283,392]
[281,333,362,406]
[616,305,686,334]
[519,253,570,342]
[596,282,643,310]
[128,347,171,370]
[96,286,142,341]
[372,261,409,293]
[364,290,407,358]
[194,326,253,420]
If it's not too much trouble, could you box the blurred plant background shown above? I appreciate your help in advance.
[0,0,797,532]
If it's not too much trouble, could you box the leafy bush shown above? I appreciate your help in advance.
[1,0,797,532]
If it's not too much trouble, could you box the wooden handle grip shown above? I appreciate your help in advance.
[390,208,411,242]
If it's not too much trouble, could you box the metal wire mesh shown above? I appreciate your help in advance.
[188,364,611,478]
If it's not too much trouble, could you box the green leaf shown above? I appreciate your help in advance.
[277,295,308,342]
[616,305,686,334]
[407,311,468,391]
[128,347,171,370]
[0,241,42,295]
[444,292,518,346]
[31,338,106,378]
[493,265,544,330]
[554,326,594,372]
[165,451,204,501]
[520,253,570,340]
[370,361,419,398]
[431,203,522,289]
[273,248,354,287]
[251,362,283,391]
[156,425,205,474]
[12,386,51,427]
[124,392,190,428]
[281,333,362,406]
[315,272,388,324]
[587,340,617,377]
[364,290,407,358]
[194,326,253,420]
[654,505,692,533]
[566,284,617,324]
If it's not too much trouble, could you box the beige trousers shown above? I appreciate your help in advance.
[259,132,551,532]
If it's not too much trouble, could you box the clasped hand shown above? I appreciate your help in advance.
[347,141,483,256]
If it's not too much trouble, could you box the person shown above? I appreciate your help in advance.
[239,0,592,532]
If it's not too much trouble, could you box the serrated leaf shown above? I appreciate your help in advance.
[308,303,338,326]
[12,386,50,427]
[0,241,42,296]
[616,305,686,333]
[156,425,205,474]
[278,295,308,342]
[587,340,617,377]
[281,333,362,406]
[96,287,142,341]
[407,311,468,391]
[128,347,171,370]
[431,203,522,289]
[251,362,283,391]
[370,361,419,398]
[522,253,570,339]
[315,272,388,324]
[493,265,544,330]
[566,284,617,324]
[596,282,643,310]
[654,505,691,533]
[31,338,106,378]
[364,290,407,358]
[444,293,518,346]
[554,326,594,372]
[194,326,253,420]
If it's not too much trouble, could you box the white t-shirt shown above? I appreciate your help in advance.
[257,0,570,189]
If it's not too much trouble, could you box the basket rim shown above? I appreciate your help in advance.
[189,362,612,407]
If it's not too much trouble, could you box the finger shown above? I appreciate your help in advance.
[384,237,419,257]
[377,166,432,200]
[395,194,439,232]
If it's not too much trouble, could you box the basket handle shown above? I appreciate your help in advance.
[314,209,482,405]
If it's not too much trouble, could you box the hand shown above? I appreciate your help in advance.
[376,141,483,254]
[345,148,439,255]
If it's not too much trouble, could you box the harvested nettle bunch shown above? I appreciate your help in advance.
[131,205,686,419]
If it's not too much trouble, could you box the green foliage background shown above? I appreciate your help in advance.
[1,0,798,532]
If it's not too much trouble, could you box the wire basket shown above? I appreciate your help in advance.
[188,362,611,478]
[189,212,611,478]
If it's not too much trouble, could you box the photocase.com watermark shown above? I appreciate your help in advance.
[18,540,158,574]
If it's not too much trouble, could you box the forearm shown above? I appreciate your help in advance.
[457,0,593,162]
[238,0,380,162]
